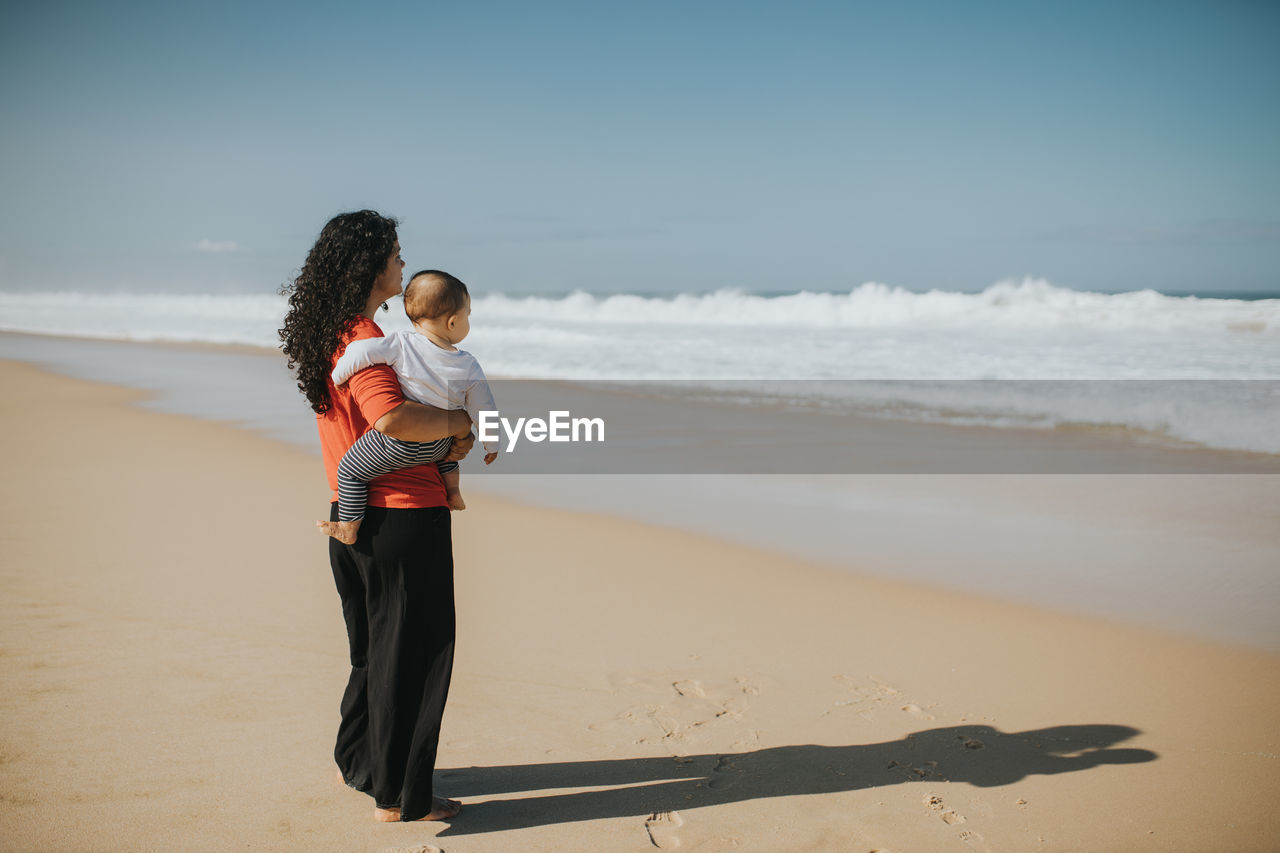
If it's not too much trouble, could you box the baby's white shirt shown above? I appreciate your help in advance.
[332,330,498,453]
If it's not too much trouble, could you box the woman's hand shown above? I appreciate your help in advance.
[446,432,475,462]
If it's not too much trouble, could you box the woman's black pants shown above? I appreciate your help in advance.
[329,504,455,821]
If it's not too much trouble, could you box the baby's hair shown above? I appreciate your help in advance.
[404,270,469,322]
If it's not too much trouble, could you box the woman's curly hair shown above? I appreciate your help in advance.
[279,210,399,414]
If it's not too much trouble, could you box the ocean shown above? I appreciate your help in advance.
[0,278,1277,650]
[2,277,1278,454]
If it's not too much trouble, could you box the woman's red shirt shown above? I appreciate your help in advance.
[315,316,448,509]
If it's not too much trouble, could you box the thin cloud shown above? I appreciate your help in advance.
[447,225,667,248]
[194,239,241,253]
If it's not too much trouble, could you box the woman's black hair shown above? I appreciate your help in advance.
[279,210,398,413]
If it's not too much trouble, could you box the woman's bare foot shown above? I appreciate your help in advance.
[374,796,461,822]
[316,518,361,544]
[446,491,467,511]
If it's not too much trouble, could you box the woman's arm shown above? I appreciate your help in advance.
[375,401,475,447]
[346,356,475,456]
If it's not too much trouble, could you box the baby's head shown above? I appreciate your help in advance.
[404,270,471,344]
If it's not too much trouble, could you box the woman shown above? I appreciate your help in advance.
[280,210,473,822]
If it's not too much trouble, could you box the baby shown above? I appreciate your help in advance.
[317,270,498,545]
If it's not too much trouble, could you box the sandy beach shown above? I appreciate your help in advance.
[2,357,1279,852]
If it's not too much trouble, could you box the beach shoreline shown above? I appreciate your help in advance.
[1,358,1279,850]
[2,333,1278,651]
[4,330,1280,469]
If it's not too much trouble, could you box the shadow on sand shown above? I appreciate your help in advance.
[433,723,1156,836]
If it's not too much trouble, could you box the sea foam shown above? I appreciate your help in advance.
[477,278,1279,332]
[2,278,1276,345]
[2,280,1277,453]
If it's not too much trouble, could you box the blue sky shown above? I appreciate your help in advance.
[1,0,1277,295]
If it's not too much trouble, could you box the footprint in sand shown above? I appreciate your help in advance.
[707,755,741,790]
[925,795,990,849]
[829,675,931,721]
[593,675,761,755]
[889,759,938,779]
[0,790,38,807]
[645,810,683,849]
[925,793,966,823]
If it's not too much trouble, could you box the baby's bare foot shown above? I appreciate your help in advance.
[316,518,361,544]
[447,492,467,511]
